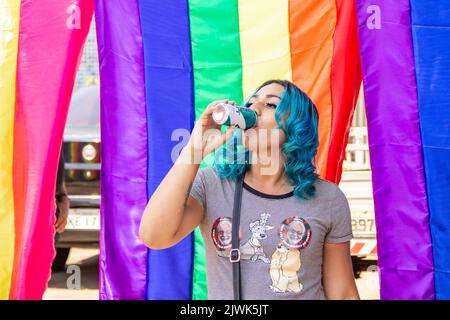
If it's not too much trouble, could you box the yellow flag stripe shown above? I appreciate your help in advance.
[0,0,20,300]
[238,0,293,100]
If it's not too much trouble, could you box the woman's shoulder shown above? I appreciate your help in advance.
[313,177,346,200]
[196,166,226,187]
[195,167,235,198]
[197,166,219,180]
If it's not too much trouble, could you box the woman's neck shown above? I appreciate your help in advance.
[244,148,293,195]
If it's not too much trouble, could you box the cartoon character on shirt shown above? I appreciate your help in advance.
[240,212,274,263]
[270,244,302,293]
[269,216,312,293]
[212,213,273,263]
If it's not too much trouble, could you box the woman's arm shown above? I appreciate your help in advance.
[139,99,236,250]
[139,147,203,249]
[322,241,360,300]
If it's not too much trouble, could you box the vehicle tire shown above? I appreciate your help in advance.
[52,247,71,272]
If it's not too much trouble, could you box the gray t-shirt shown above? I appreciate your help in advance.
[190,167,353,300]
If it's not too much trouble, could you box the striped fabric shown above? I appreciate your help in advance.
[2,0,450,301]
[356,0,450,299]
[410,1,450,300]
[0,0,93,299]
[95,0,361,299]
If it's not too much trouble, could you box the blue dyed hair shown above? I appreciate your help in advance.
[213,79,320,200]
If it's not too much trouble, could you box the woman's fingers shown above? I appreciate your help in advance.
[199,99,232,131]
[203,99,228,116]
[206,99,228,108]
[190,99,238,157]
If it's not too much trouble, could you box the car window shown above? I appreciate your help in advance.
[66,85,100,131]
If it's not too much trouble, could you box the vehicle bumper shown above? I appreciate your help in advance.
[56,229,99,248]
[56,199,100,249]
[350,238,377,259]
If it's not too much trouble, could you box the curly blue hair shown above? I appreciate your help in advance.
[213,80,320,200]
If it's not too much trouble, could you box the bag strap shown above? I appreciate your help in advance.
[230,172,245,300]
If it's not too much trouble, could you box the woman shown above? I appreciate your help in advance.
[139,80,360,300]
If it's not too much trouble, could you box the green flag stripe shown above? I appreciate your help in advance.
[188,0,243,299]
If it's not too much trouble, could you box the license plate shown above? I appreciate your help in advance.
[351,213,376,237]
[66,208,100,230]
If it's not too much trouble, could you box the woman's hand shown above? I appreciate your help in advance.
[55,196,70,233]
[186,99,237,161]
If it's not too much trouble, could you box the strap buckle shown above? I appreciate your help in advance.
[229,248,241,263]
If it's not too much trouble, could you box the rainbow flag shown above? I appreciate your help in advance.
[356,0,450,299]
[95,0,362,299]
[0,0,93,299]
[3,0,449,301]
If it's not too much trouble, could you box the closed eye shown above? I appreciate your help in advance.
[244,102,277,108]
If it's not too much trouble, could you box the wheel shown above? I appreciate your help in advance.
[52,247,71,272]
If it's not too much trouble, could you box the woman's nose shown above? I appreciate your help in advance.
[249,101,263,115]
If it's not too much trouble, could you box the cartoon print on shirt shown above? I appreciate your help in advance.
[240,212,274,263]
[211,216,233,256]
[211,213,273,263]
[270,244,302,293]
[211,214,313,294]
[269,216,312,293]
[278,216,312,250]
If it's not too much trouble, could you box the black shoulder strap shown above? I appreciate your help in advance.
[230,172,244,300]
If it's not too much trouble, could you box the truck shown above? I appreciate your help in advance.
[340,126,377,278]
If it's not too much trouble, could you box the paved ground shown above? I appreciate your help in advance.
[43,248,99,300]
[43,248,380,300]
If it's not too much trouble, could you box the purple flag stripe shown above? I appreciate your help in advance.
[356,0,435,299]
[95,0,149,299]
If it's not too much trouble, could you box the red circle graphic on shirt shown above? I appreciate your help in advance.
[211,216,233,251]
[278,216,312,250]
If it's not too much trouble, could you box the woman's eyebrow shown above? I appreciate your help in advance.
[252,94,282,100]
